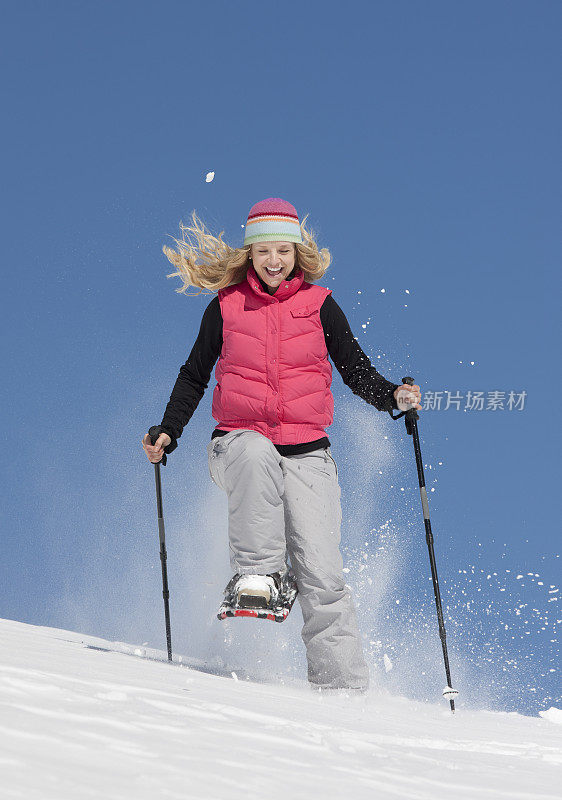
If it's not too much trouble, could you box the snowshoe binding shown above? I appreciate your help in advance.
[217,571,298,623]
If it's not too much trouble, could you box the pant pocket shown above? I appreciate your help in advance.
[207,430,251,492]
[207,439,226,491]
[325,447,338,479]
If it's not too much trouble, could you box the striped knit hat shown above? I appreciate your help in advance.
[243,197,303,246]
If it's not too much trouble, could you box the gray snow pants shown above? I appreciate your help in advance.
[206,429,369,691]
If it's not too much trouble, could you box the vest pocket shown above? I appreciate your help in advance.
[290,305,317,318]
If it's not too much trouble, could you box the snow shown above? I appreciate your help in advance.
[540,707,562,725]
[1,618,561,800]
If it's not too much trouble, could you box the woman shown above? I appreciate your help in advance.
[143,197,421,692]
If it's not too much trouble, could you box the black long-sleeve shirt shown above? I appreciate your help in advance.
[160,294,400,456]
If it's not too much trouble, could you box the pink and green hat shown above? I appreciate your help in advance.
[243,197,303,246]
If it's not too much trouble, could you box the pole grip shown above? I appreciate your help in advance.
[400,377,419,432]
[148,425,167,466]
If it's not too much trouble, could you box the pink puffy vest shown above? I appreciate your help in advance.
[212,265,334,444]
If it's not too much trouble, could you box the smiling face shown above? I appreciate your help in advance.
[250,241,296,293]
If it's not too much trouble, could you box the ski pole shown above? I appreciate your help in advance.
[392,378,458,712]
[148,425,173,663]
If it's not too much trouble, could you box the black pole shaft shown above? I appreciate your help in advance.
[148,425,173,663]
[408,414,455,711]
[153,462,173,662]
[400,378,456,712]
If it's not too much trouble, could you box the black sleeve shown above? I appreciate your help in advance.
[320,294,400,415]
[159,296,223,451]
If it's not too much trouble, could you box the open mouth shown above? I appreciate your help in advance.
[266,267,283,277]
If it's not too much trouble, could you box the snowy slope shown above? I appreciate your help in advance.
[1,618,560,800]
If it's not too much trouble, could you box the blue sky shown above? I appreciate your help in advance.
[1,1,560,714]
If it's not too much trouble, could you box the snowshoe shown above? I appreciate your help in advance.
[217,571,298,623]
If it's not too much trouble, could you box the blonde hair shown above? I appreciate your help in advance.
[163,210,332,296]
